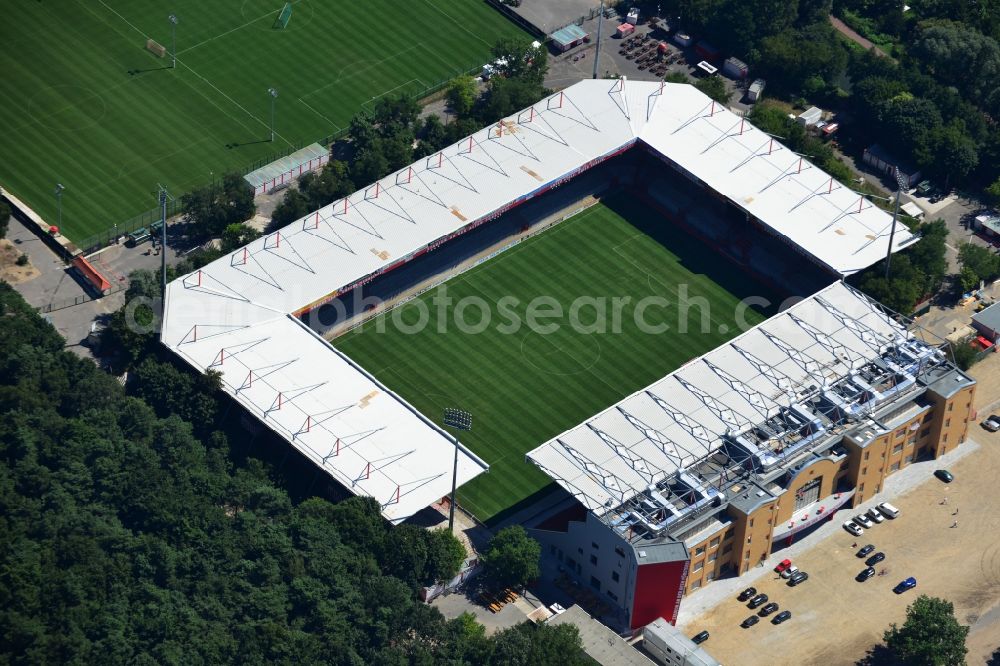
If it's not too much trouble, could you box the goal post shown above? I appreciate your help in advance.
[274,2,292,29]
[146,39,167,58]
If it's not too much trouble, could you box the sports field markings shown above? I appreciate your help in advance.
[299,42,427,102]
[419,0,492,48]
[91,0,294,148]
[177,0,306,56]
[297,97,342,131]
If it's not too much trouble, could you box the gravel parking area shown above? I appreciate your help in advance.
[678,352,1000,665]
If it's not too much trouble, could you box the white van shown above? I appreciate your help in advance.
[877,502,900,518]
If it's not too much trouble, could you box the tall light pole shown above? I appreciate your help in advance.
[885,167,908,280]
[268,87,278,142]
[168,14,178,68]
[443,408,473,531]
[158,185,169,296]
[593,0,606,79]
[54,183,64,230]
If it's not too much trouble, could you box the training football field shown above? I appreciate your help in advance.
[0,0,525,244]
[335,194,780,523]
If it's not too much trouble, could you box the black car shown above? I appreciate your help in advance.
[856,544,875,558]
[772,610,792,624]
[692,630,709,645]
[748,593,769,609]
[934,469,954,483]
[866,552,886,567]
[856,566,876,582]
[737,587,757,602]
[788,571,809,586]
[758,602,779,616]
[741,615,760,628]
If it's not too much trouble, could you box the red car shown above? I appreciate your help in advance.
[774,559,792,574]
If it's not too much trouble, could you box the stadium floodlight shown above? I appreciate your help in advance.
[884,167,908,280]
[443,408,472,531]
[593,0,605,79]
[268,87,278,142]
[54,183,64,230]
[168,14,178,69]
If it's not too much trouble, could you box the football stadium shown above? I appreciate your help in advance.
[0,0,525,244]
[161,78,976,627]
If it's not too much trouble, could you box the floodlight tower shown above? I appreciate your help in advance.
[443,408,473,531]
[168,14,178,69]
[268,87,278,142]
[593,0,606,79]
[158,185,169,295]
[884,167,909,280]
[54,183,64,230]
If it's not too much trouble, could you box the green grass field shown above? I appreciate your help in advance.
[0,0,525,243]
[334,194,780,523]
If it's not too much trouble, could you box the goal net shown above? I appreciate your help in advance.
[146,39,166,58]
[275,2,292,29]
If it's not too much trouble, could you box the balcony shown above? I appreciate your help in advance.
[771,487,856,543]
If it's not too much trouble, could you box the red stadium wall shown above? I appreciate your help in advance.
[630,559,689,630]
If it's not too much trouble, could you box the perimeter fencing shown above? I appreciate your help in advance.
[76,66,485,256]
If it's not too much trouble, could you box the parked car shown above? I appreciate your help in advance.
[780,565,800,579]
[737,587,757,602]
[748,593,769,609]
[788,571,809,586]
[843,520,864,536]
[692,630,709,644]
[916,180,933,196]
[856,566,876,582]
[856,544,875,558]
[741,615,760,628]
[934,469,954,483]
[772,610,792,624]
[877,502,900,518]
[774,558,792,574]
[894,577,917,594]
[982,415,1000,432]
[854,513,874,529]
[866,552,886,566]
[867,508,885,524]
[758,602,779,616]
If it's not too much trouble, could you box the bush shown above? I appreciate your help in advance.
[15,253,28,266]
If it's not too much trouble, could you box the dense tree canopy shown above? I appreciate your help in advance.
[0,281,587,664]
[482,526,541,590]
[883,595,968,665]
[181,173,255,240]
[0,198,10,239]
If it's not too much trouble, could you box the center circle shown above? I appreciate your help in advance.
[27,85,107,131]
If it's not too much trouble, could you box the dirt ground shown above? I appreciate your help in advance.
[0,239,40,284]
[680,353,1000,666]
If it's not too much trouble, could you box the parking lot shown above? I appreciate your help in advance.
[678,353,1000,665]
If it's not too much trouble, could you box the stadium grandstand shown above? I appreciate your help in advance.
[161,78,919,524]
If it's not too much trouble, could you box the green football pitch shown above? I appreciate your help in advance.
[334,194,781,523]
[0,0,525,244]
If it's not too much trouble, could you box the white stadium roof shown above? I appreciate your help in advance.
[525,282,910,516]
[162,78,916,523]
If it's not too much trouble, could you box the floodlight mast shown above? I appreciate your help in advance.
[885,167,908,280]
[168,14,178,69]
[592,0,606,79]
[158,185,169,295]
[443,408,472,531]
[268,88,278,142]
[54,183,65,230]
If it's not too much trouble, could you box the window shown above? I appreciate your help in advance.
[904,454,914,463]
[606,590,619,601]
[862,466,867,476]
[921,427,931,438]
[907,435,917,445]
[892,443,903,454]
[706,571,716,581]
[710,537,720,549]
[566,557,576,570]
[864,451,870,461]
[695,546,705,556]
[749,519,755,528]
[709,552,718,562]
[895,428,906,439]
[722,543,733,554]
[945,419,951,428]
[690,578,702,590]
[948,403,954,412]
[590,554,598,566]
[694,560,704,572]
[591,542,599,550]
[590,576,601,591]
[743,550,751,561]
[890,461,900,472]
[943,434,949,442]
[578,547,583,555]
[724,528,735,540]
[859,483,865,493]
[615,547,625,558]
[747,536,752,544]
[612,571,620,583]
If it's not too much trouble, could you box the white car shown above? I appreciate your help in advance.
[867,508,885,523]
[780,565,800,579]
[877,502,900,518]
[843,520,864,537]
[854,514,874,529]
